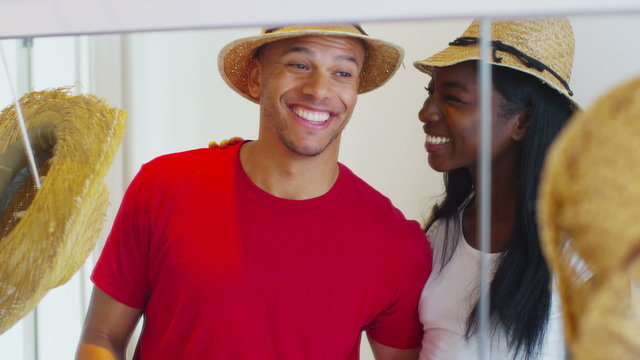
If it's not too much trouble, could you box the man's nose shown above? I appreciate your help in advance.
[302,72,331,99]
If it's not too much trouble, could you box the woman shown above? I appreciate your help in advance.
[413,19,577,359]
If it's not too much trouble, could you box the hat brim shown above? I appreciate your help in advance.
[0,89,126,334]
[414,45,580,110]
[538,77,640,353]
[218,29,404,103]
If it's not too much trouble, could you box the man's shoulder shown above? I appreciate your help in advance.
[339,164,424,234]
[132,144,244,190]
[340,165,431,270]
[148,147,206,164]
[339,164,390,204]
[143,143,242,173]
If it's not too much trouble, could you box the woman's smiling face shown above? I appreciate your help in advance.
[418,61,525,173]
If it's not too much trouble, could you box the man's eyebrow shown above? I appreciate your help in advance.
[284,46,312,55]
[284,46,359,65]
[336,55,359,65]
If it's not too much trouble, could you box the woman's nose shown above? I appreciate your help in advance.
[418,97,439,124]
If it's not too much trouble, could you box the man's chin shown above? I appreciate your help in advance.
[289,145,326,157]
[284,140,330,158]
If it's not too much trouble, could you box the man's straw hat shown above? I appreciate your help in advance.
[0,89,126,334]
[538,77,640,359]
[414,18,576,107]
[218,24,404,103]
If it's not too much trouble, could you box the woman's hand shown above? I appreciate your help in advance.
[208,136,244,149]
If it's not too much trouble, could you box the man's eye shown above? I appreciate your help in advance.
[289,63,307,70]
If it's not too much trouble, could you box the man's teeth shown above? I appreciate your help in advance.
[426,134,452,145]
[293,107,330,123]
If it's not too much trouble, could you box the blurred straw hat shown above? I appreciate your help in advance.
[538,76,640,359]
[218,24,404,103]
[0,89,126,334]
[414,18,577,108]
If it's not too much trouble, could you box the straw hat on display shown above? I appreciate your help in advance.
[538,77,640,359]
[218,24,404,102]
[0,89,126,334]
[413,18,577,108]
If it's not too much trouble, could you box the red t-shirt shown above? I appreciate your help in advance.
[92,142,432,359]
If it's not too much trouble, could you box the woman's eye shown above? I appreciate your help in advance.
[424,86,434,95]
[336,71,352,77]
[445,95,463,103]
[289,63,307,70]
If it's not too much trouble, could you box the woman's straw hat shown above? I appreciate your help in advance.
[0,89,126,334]
[413,18,576,107]
[538,77,640,359]
[218,24,404,103]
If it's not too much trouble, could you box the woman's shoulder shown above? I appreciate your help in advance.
[426,216,458,249]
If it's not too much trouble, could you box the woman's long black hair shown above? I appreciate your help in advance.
[424,64,575,359]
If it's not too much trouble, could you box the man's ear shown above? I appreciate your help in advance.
[512,109,531,141]
[247,58,262,101]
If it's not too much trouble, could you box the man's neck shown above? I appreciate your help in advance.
[239,140,340,200]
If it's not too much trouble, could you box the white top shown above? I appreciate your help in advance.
[418,216,566,360]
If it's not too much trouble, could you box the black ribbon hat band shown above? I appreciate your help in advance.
[449,36,573,96]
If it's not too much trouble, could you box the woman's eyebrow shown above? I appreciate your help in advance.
[441,81,470,93]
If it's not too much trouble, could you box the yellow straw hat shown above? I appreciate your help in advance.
[538,76,640,359]
[414,18,577,108]
[0,89,126,334]
[218,24,404,103]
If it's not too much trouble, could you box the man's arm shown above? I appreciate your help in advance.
[76,286,143,360]
[368,334,420,360]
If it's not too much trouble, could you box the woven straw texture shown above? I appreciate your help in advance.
[414,18,575,106]
[538,77,640,359]
[0,89,126,334]
[218,24,404,103]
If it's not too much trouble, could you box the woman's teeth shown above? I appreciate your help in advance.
[426,134,452,144]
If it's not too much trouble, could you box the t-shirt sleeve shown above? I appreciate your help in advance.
[366,227,433,349]
[91,165,152,309]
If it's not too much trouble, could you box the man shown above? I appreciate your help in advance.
[77,25,432,360]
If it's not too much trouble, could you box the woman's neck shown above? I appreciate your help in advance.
[463,159,521,252]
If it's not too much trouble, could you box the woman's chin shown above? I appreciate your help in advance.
[427,159,448,173]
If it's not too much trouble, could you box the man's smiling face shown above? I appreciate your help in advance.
[248,35,365,157]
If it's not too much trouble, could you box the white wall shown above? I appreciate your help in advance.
[1,14,640,359]
[2,0,640,38]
